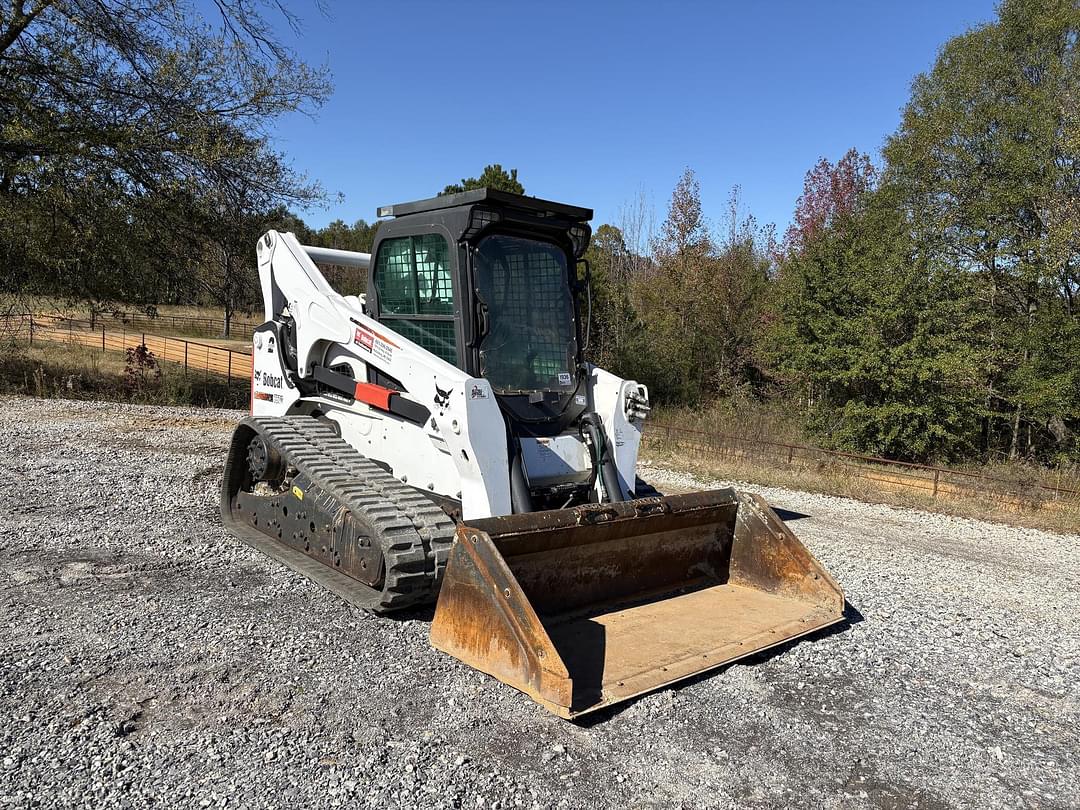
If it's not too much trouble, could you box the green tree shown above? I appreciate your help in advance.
[314,219,379,253]
[882,0,1080,460]
[0,0,330,311]
[582,223,640,373]
[709,190,774,393]
[440,164,524,196]
[774,186,984,461]
[633,169,712,402]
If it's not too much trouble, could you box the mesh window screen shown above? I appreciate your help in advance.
[414,235,454,315]
[374,235,457,365]
[382,318,457,365]
[375,238,417,314]
[474,235,577,392]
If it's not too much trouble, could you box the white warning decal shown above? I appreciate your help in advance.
[354,324,394,365]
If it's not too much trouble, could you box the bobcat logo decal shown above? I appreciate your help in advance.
[434,384,453,408]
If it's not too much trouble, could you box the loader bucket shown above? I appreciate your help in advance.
[430,489,844,719]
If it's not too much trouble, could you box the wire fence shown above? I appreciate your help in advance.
[643,422,1080,511]
[40,308,261,338]
[7,314,252,385]
[105,309,261,337]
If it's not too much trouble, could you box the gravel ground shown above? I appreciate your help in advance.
[1,397,1077,809]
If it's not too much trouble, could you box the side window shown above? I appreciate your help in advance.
[374,234,457,365]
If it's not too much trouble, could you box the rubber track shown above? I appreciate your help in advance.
[225,416,456,612]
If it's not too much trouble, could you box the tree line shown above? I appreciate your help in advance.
[1,0,1076,465]
[586,0,1078,465]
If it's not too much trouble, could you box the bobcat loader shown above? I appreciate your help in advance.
[220,188,844,719]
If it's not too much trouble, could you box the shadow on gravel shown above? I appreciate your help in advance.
[572,598,865,727]
[386,605,437,623]
[773,507,811,522]
[841,600,865,625]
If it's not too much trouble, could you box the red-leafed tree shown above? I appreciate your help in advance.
[783,149,877,255]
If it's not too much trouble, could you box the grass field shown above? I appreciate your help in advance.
[2,297,260,340]
[0,340,247,409]
[648,401,1080,534]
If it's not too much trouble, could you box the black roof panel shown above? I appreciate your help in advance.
[378,188,592,222]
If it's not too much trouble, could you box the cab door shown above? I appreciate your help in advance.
[367,230,462,368]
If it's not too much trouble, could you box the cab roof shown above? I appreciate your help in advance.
[377,188,592,222]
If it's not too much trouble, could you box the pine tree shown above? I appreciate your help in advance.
[775,186,984,461]
[439,165,524,196]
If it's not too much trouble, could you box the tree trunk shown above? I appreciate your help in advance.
[1008,401,1022,461]
[982,273,998,459]
[1008,298,1036,462]
[222,248,233,338]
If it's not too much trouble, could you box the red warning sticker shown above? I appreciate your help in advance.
[354,327,374,352]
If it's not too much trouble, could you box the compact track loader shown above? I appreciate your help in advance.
[221,188,844,718]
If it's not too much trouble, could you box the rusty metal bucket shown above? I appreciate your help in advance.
[429,489,844,719]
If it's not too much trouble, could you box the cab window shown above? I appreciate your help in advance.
[374,234,457,364]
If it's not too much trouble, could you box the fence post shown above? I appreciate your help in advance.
[184,340,189,371]
[28,315,33,345]
[102,326,106,352]
[90,310,95,330]
[227,352,232,384]
[787,445,794,465]
[932,469,940,498]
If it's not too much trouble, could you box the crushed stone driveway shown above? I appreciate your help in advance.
[0,397,1076,809]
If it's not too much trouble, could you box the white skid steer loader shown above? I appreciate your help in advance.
[220,188,844,719]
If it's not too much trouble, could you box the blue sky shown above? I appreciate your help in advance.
[269,1,998,236]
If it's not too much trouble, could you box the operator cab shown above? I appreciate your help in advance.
[366,189,592,435]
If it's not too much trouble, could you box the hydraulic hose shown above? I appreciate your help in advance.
[509,441,534,514]
[581,414,624,503]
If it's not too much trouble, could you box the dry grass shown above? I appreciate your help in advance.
[651,398,806,445]
[0,339,247,409]
[642,438,1080,535]
[649,398,1080,534]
